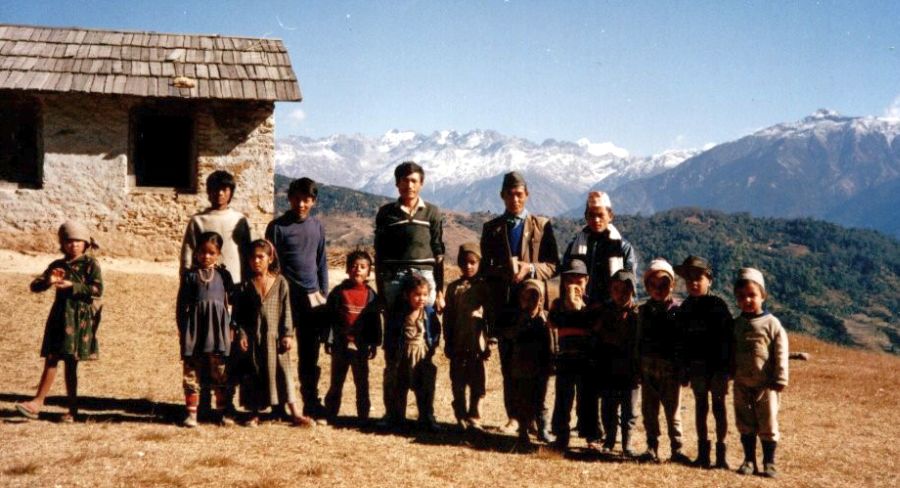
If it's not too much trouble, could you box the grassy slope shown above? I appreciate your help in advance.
[1,267,898,487]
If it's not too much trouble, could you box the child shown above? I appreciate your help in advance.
[181,170,253,283]
[15,221,103,422]
[500,279,553,446]
[323,250,382,422]
[732,268,788,478]
[176,231,237,427]
[266,177,329,421]
[549,259,597,450]
[382,274,441,431]
[562,191,637,306]
[443,242,493,431]
[593,269,640,457]
[636,258,690,463]
[675,256,734,469]
[233,239,313,427]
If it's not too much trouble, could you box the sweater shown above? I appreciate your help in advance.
[679,294,734,374]
[265,212,328,294]
[180,207,252,283]
[374,198,445,288]
[733,312,789,389]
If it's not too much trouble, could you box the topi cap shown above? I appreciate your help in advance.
[675,255,713,278]
[736,267,766,294]
[502,171,527,192]
[585,191,612,210]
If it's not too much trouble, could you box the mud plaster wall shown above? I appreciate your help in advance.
[0,92,275,260]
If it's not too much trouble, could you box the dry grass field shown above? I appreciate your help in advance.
[1,251,898,487]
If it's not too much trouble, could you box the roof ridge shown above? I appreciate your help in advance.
[0,23,285,43]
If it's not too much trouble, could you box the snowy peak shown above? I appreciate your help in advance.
[755,109,900,142]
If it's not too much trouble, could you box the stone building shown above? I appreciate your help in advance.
[0,24,301,258]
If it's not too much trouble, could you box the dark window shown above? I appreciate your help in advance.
[0,95,42,188]
[131,108,194,189]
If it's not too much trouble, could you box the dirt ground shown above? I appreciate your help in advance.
[0,251,898,487]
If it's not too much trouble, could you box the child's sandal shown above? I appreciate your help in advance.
[14,402,40,420]
[245,417,260,428]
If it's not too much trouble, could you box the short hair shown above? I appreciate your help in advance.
[394,161,425,184]
[288,177,319,199]
[197,231,224,253]
[734,279,768,299]
[207,170,236,193]
[401,273,431,296]
[346,249,373,270]
[248,239,279,273]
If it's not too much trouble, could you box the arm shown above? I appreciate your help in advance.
[533,219,560,281]
[317,220,328,295]
[442,283,456,356]
[430,206,446,292]
[30,262,60,293]
[180,218,198,277]
[373,207,387,297]
[69,258,103,301]
[236,217,253,283]
[771,318,789,390]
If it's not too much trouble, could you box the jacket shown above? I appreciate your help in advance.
[594,302,640,388]
[679,294,733,375]
[562,224,637,305]
[443,276,493,358]
[324,280,383,348]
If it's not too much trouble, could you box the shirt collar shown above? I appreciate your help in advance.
[399,197,426,215]
[504,209,528,222]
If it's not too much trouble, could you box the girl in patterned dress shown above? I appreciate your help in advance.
[234,239,313,427]
[176,231,237,427]
[15,221,103,423]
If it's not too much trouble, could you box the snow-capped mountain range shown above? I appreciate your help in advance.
[610,109,900,237]
[275,129,701,216]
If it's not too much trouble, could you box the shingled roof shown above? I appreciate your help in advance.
[0,24,301,101]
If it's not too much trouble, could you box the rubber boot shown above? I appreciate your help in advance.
[761,441,778,478]
[714,442,730,469]
[641,439,660,463]
[737,434,757,475]
[694,440,712,468]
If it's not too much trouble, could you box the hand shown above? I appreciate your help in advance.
[49,268,65,285]
[55,280,74,289]
[239,335,249,352]
[324,343,332,355]
[280,336,293,352]
[434,292,446,314]
[512,262,531,284]
[367,346,377,360]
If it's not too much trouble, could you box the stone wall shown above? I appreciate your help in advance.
[0,92,275,260]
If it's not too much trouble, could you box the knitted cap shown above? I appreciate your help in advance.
[58,220,99,249]
[502,171,527,191]
[457,242,481,260]
[585,191,612,210]
[736,267,766,294]
[643,258,675,283]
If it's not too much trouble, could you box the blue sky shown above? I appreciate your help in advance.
[4,0,899,154]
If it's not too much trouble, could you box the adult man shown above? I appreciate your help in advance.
[481,171,559,438]
[374,161,446,426]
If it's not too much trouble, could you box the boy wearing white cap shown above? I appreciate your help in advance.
[562,191,637,307]
[732,268,789,478]
[636,258,690,464]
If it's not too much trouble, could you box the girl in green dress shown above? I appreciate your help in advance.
[15,221,103,422]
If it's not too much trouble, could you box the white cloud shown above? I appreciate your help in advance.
[884,95,900,120]
[576,137,630,158]
[287,108,307,123]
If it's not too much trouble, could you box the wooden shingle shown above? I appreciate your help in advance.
[0,23,301,100]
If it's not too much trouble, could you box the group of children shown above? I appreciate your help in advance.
[14,172,789,479]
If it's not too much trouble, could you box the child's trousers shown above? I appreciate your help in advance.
[640,358,684,451]
[733,383,780,442]
[183,353,231,410]
[552,357,599,443]
[449,355,486,420]
[385,341,436,422]
[690,371,729,442]
[600,386,639,450]
[324,344,371,418]
[510,373,550,433]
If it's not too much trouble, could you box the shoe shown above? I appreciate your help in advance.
[14,402,39,420]
[640,448,660,463]
[622,448,638,459]
[420,418,441,432]
[669,449,692,465]
[457,418,470,431]
[761,441,778,478]
[467,417,483,431]
[538,429,556,444]
[737,460,757,475]
[292,415,316,428]
[694,440,712,468]
[376,415,399,429]
[586,440,604,452]
[245,416,260,428]
[499,419,519,434]
[183,414,199,428]
[219,411,237,427]
[714,442,730,469]
[314,417,328,426]
[761,462,778,478]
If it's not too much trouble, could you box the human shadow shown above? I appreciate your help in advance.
[0,392,182,424]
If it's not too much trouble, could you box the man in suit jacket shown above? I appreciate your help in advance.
[480,171,559,439]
